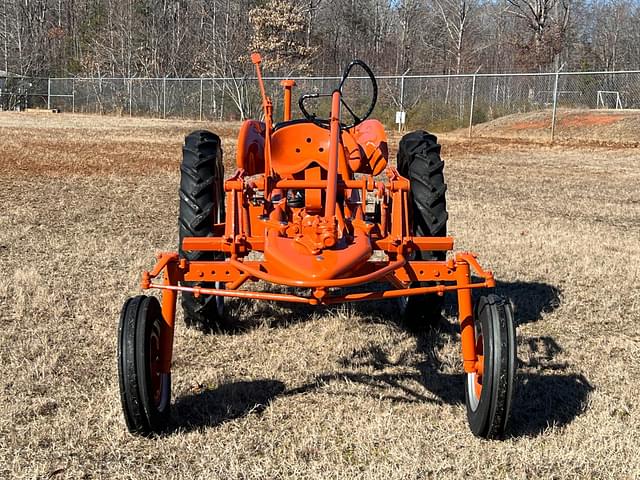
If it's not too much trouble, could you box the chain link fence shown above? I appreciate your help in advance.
[6,70,639,142]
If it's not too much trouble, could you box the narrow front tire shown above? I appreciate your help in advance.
[118,295,171,436]
[465,294,516,439]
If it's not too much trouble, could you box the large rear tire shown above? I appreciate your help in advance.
[179,130,227,331]
[397,130,448,330]
[465,294,517,439]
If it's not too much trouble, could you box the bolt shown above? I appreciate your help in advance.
[324,236,336,248]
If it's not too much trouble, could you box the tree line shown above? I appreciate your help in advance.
[1,0,639,79]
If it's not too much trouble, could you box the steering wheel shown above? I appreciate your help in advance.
[298,60,378,130]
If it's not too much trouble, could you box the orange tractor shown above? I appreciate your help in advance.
[117,54,516,439]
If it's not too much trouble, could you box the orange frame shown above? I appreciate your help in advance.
[143,249,493,378]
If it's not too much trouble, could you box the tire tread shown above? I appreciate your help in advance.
[397,130,448,329]
[117,295,170,436]
[178,130,226,330]
[466,294,516,439]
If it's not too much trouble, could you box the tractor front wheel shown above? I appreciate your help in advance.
[118,295,171,436]
[465,294,516,439]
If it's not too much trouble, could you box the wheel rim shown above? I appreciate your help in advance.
[148,318,163,407]
[157,373,170,412]
[467,321,484,411]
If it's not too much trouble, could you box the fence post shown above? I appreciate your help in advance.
[47,78,51,110]
[98,76,102,114]
[399,76,404,132]
[399,68,410,132]
[550,66,564,143]
[71,79,75,113]
[129,79,132,117]
[219,78,224,121]
[212,78,217,119]
[468,74,477,139]
[550,72,558,142]
[199,77,203,121]
[163,77,167,119]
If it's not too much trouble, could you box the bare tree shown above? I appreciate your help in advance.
[1,0,9,73]
[505,0,572,70]
[432,0,482,74]
[589,0,637,70]
[0,0,638,82]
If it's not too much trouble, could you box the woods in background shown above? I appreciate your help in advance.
[1,0,639,78]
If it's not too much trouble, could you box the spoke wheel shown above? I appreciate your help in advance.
[118,295,171,436]
[465,294,516,439]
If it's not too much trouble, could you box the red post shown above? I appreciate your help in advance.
[280,80,296,122]
[159,261,178,374]
[325,90,341,223]
[456,260,478,373]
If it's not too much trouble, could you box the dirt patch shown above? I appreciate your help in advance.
[510,119,550,130]
[462,108,640,145]
[511,112,622,131]
[560,112,622,127]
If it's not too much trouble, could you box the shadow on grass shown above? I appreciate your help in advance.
[170,279,590,437]
[494,280,561,325]
[169,379,285,434]
[429,332,594,438]
[512,371,593,436]
[296,330,592,438]
[510,335,594,437]
[208,289,320,334]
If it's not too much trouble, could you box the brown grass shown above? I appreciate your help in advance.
[0,111,639,479]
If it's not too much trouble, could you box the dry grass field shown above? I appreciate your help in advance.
[0,111,639,479]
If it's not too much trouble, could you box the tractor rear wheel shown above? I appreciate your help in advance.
[118,295,171,436]
[465,294,516,439]
[179,130,227,331]
[397,130,448,330]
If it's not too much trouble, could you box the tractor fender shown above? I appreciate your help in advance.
[351,119,389,176]
[236,120,265,175]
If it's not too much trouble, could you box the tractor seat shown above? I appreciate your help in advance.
[269,119,389,178]
[270,121,351,177]
[273,118,315,131]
